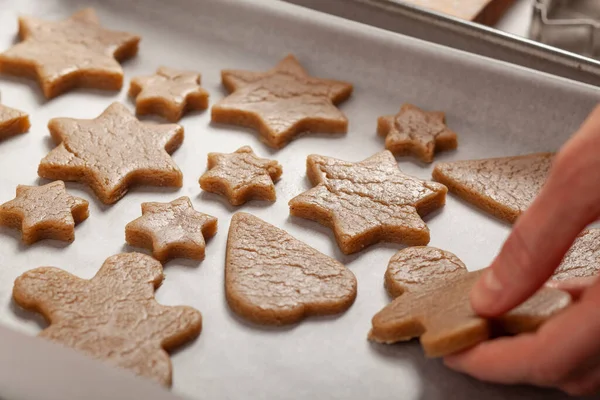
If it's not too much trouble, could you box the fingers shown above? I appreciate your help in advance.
[546,276,600,301]
[447,280,600,389]
[471,105,600,317]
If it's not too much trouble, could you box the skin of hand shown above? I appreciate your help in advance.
[444,105,600,396]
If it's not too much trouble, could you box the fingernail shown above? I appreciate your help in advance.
[471,269,503,312]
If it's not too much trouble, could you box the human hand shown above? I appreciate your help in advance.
[444,105,600,396]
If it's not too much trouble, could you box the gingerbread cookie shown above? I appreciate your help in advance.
[0,9,140,99]
[226,212,357,325]
[289,151,447,254]
[553,229,600,281]
[0,103,30,140]
[369,269,571,357]
[129,67,209,122]
[212,54,353,148]
[0,181,88,244]
[13,253,202,386]
[125,196,217,263]
[432,153,553,223]
[377,104,458,163]
[38,102,184,204]
[385,246,467,298]
[199,146,282,206]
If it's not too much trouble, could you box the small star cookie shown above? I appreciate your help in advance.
[226,212,357,325]
[0,9,140,99]
[212,54,353,148]
[12,253,202,386]
[377,104,458,163]
[0,103,30,140]
[289,151,447,254]
[0,181,89,244]
[432,152,553,223]
[38,102,184,204]
[125,196,217,263]
[129,67,209,122]
[369,268,571,357]
[199,146,282,206]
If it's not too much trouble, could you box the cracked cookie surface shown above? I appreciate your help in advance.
[0,9,139,99]
[38,102,184,204]
[129,66,209,122]
[289,150,447,254]
[225,212,357,325]
[125,196,217,263]
[553,229,600,281]
[0,181,88,244]
[377,103,458,163]
[0,103,30,140]
[212,54,353,148]
[384,246,466,298]
[369,268,571,357]
[433,153,553,223]
[12,252,202,386]
[199,146,282,206]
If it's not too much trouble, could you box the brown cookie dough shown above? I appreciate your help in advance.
[432,153,553,223]
[0,181,88,244]
[0,103,30,140]
[125,196,217,263]
[0,9,140,99]
[212,54,353,148]
[369,269,571,357]
[553,229,600,281]
[199,146,282,206]
[385,246,467,298]
[226,212,357,325]
[129,67,209,122]
[12,252,202,386]
[289,151,447,254]
[377,104,458,163]
[38,102,184,204]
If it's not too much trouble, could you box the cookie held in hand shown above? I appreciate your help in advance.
[226,212,357,325]
[12,253,202,386]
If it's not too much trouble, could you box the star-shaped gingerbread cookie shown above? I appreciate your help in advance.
[0,103,30,140]
[38,102,184,204]
[13,252,202,386]
[199,146,282,206]
[0,9,140,99]
[129,67,209,122]
[288,151,447,254]
[369,268,571,357]
[212,54,353,148]
[0,181,89,244]
[377,104,458,163]
[125,196,218,263]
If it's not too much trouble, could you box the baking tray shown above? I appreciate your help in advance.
[0,0,599,399]
[286,0,600,87]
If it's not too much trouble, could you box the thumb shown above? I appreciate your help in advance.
[471,105,600,317]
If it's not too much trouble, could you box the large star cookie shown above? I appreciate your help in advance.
[38,102,184,204]
[212,54,353,148]
[369,268,571,357]
[0,103,30,140]
[553,229,600,281]
[0,181,88,244]
[432,153,553,223]
[125,196,217,263]
[199,146,282,206]
[0,9,140,99]
[226,212,357,325]
[289,151,447,254]
[129,66,209,122]
[13,253,202,386]
[377,104,458,163]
